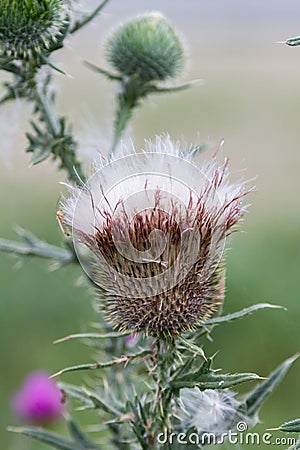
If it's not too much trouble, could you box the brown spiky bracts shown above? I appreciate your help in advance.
[60,137,251,337]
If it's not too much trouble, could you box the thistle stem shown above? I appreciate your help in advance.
[0,236,75,264]
[35,89,59,136]
[33,84,85,182]
[70,0,111,34]
[147,337,176,448]
[107,78,196,160]
[108,97,135,160]
[51,349,152,378]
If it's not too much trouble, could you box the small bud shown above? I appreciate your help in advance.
[106,13,184,83]
[0,0,69,60]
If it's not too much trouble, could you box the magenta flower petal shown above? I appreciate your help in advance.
[125,333,139,347]
[12,371,63,423]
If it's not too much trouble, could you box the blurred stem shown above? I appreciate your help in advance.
[70,0,110,34]
[108,80,141,160]
[109,98,135,160]
[35,88,59,135]
[0,58,85,181]
[149,79,201,94]
[0,236,75,264]
[84,61,122,81]
[108,423,131,450]
[107,78,197,161]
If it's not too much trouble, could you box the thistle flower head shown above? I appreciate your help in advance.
[0,0,69,60]
[59,136,250,336]
[11,371,63,424]
[106,13,184,83]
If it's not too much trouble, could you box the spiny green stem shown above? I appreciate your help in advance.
[33,85,85,182]
[149,79,202,94]
[51,349,152,378]
[108,76,149,159]
[107,78,198,160]
[147,337,176,448]
[108,98,135,160]
[0,52,84,181]
[35,88,60,135]
[0,237,75,264]
[84,61,122,81]
[40,54,68,75]
[54,331,130,344]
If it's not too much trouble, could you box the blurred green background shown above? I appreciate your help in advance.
[1,1,300,448]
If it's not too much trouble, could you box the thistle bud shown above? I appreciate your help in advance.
[0,0,69,60]
[106,13,184,83]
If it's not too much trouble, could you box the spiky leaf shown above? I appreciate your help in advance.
[286,36,300,46]
[245,354,299,417]
[68,420,99,448]
[177,335,206,360]
[29,143,53,164]
[277,419,300,433]
[58,382,94,409]
[203,303,285,325]
[54,331,129,344]
[8,421,100,450]
[170,371,260,390]
[59,382,125,417]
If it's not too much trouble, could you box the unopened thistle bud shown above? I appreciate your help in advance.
[59,136,251,337]
[106,13,184,83]
[0,0,69,60]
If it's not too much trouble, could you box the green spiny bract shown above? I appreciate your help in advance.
[106,12,184,83]
[0,0,69,60]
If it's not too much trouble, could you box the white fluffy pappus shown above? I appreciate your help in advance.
[177,388,257,434]
[61,135,250,237]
